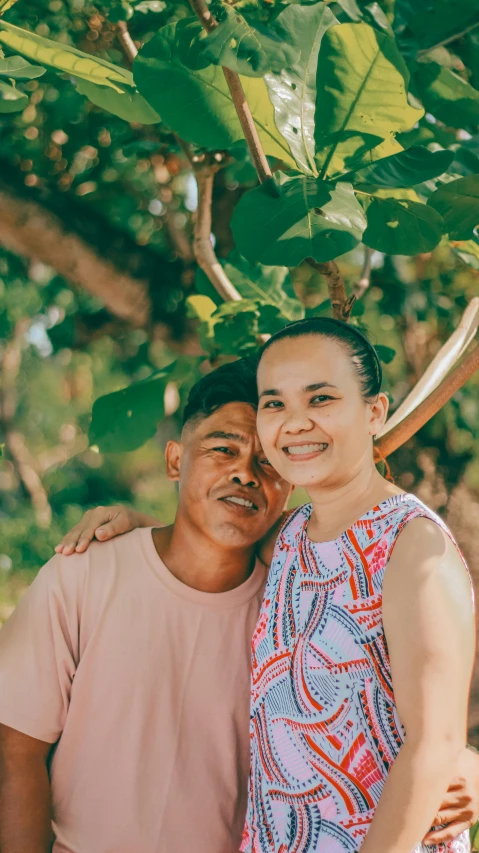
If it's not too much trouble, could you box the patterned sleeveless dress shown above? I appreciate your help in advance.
[241,494,471,853]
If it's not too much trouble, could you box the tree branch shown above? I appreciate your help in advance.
[306,258,353,320]
[417,20,479,59]
[379,297,479,438]
[117,20,239,304]
[352,247,372,300]
[0,182,151,326]
[116,19,138,62]
[0,321,52,527]
[376,342,479,459]
[188,0,274,186]
[194,163,242,301]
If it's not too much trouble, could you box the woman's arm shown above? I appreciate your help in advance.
[55,506,164,555]
[359,517,475,853]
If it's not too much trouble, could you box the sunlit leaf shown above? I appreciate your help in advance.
[0,78,27,112]
[231,173,366,266]
[363,196,444,254]
[264,2,338,175]
[0,21,134,92]
[76,78,160,124]
[0,55,45,79]
[314,23,423,178]
[428,175,479,240]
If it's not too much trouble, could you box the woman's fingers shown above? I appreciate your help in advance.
[423,819,472,845]
[55,507,127,555]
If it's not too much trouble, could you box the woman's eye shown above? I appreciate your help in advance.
[263,400,283,409]
[311,394,333,404]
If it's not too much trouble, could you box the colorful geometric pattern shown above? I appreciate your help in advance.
[241,494,470,853]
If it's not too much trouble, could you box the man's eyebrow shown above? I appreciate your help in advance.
[259,382,337,398]
[203,430,248,443]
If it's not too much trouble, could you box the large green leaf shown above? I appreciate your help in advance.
[351,146,454,187]
[414,62,479,130]
[196,250,303,321]
[89,358,201,453]
[231,173,366,266]
[428,175,479,240]
[76,78,160,124]
[0,78,27,112]
[0,55,45,79]
[363,197,444,254]
[134,20,294,163]
[0,21,133,92]
[199,6,298,77]
[394,0,479,52]
[264,2,338,175]
[314,23,423,178]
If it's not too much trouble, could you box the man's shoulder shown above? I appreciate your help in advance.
[45,528,152,592]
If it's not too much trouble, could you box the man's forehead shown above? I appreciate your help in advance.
[196,401,258,439]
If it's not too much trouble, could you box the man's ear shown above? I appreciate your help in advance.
[165,440,183,482]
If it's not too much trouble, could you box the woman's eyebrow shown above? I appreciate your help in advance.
[259,382,338,398]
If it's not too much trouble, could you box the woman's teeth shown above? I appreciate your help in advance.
[285,443,328,456]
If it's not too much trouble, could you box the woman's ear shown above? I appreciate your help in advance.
[165,440,183,482]
[369,392,389,436]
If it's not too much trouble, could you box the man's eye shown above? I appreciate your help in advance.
[213,446,233,454]
[263,400,283,409]
[259,458,272,466]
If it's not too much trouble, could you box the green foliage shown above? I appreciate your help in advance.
[133,19,295,163]
[351,147,454,188]
[198,6,298,77]
[414,62,479,131]
[231,174,366,264]
[363,197,444,254]
[428,175,479,240]
[89,356,202,453]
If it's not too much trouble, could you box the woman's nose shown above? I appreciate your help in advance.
[282,409,314,433]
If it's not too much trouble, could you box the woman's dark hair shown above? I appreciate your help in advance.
[260,317,382,399]
[182,356,258,427]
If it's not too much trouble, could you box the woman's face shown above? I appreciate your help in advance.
[256,335,388,490]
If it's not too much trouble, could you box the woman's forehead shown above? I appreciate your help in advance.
[258,335,351,383]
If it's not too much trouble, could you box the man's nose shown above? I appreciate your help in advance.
[228,462,259,489]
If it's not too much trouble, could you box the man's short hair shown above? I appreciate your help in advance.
[182,356,258,427]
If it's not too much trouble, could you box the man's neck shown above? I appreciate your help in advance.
[151,518,257,594]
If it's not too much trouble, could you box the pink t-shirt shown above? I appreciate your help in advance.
[0,528,267,853]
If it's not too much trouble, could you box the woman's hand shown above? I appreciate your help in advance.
[55,506,162,556]
[423,747,479,845]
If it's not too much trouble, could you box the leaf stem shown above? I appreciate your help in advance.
[416,20,479,59]
[117,20,138,62]
[352,247,372,299]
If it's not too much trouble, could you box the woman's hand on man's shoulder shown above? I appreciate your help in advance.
[55,506,162,556]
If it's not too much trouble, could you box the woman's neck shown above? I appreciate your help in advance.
[306,464,403,543]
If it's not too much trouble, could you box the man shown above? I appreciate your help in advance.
[0,359,477,853]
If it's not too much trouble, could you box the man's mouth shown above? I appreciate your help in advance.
[219,495,258,511]
[283,442,329,459]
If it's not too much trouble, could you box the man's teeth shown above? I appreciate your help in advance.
[286,443,328,456]
[225,496,254,508]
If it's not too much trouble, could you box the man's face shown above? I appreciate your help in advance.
[166,402,291,549]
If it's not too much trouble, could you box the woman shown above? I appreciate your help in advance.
[241,317,474,853]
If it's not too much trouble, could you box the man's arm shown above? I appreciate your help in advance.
[0,725,53,853]
[359,517,475,853]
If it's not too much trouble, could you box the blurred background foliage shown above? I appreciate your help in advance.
[1,0,479,742]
